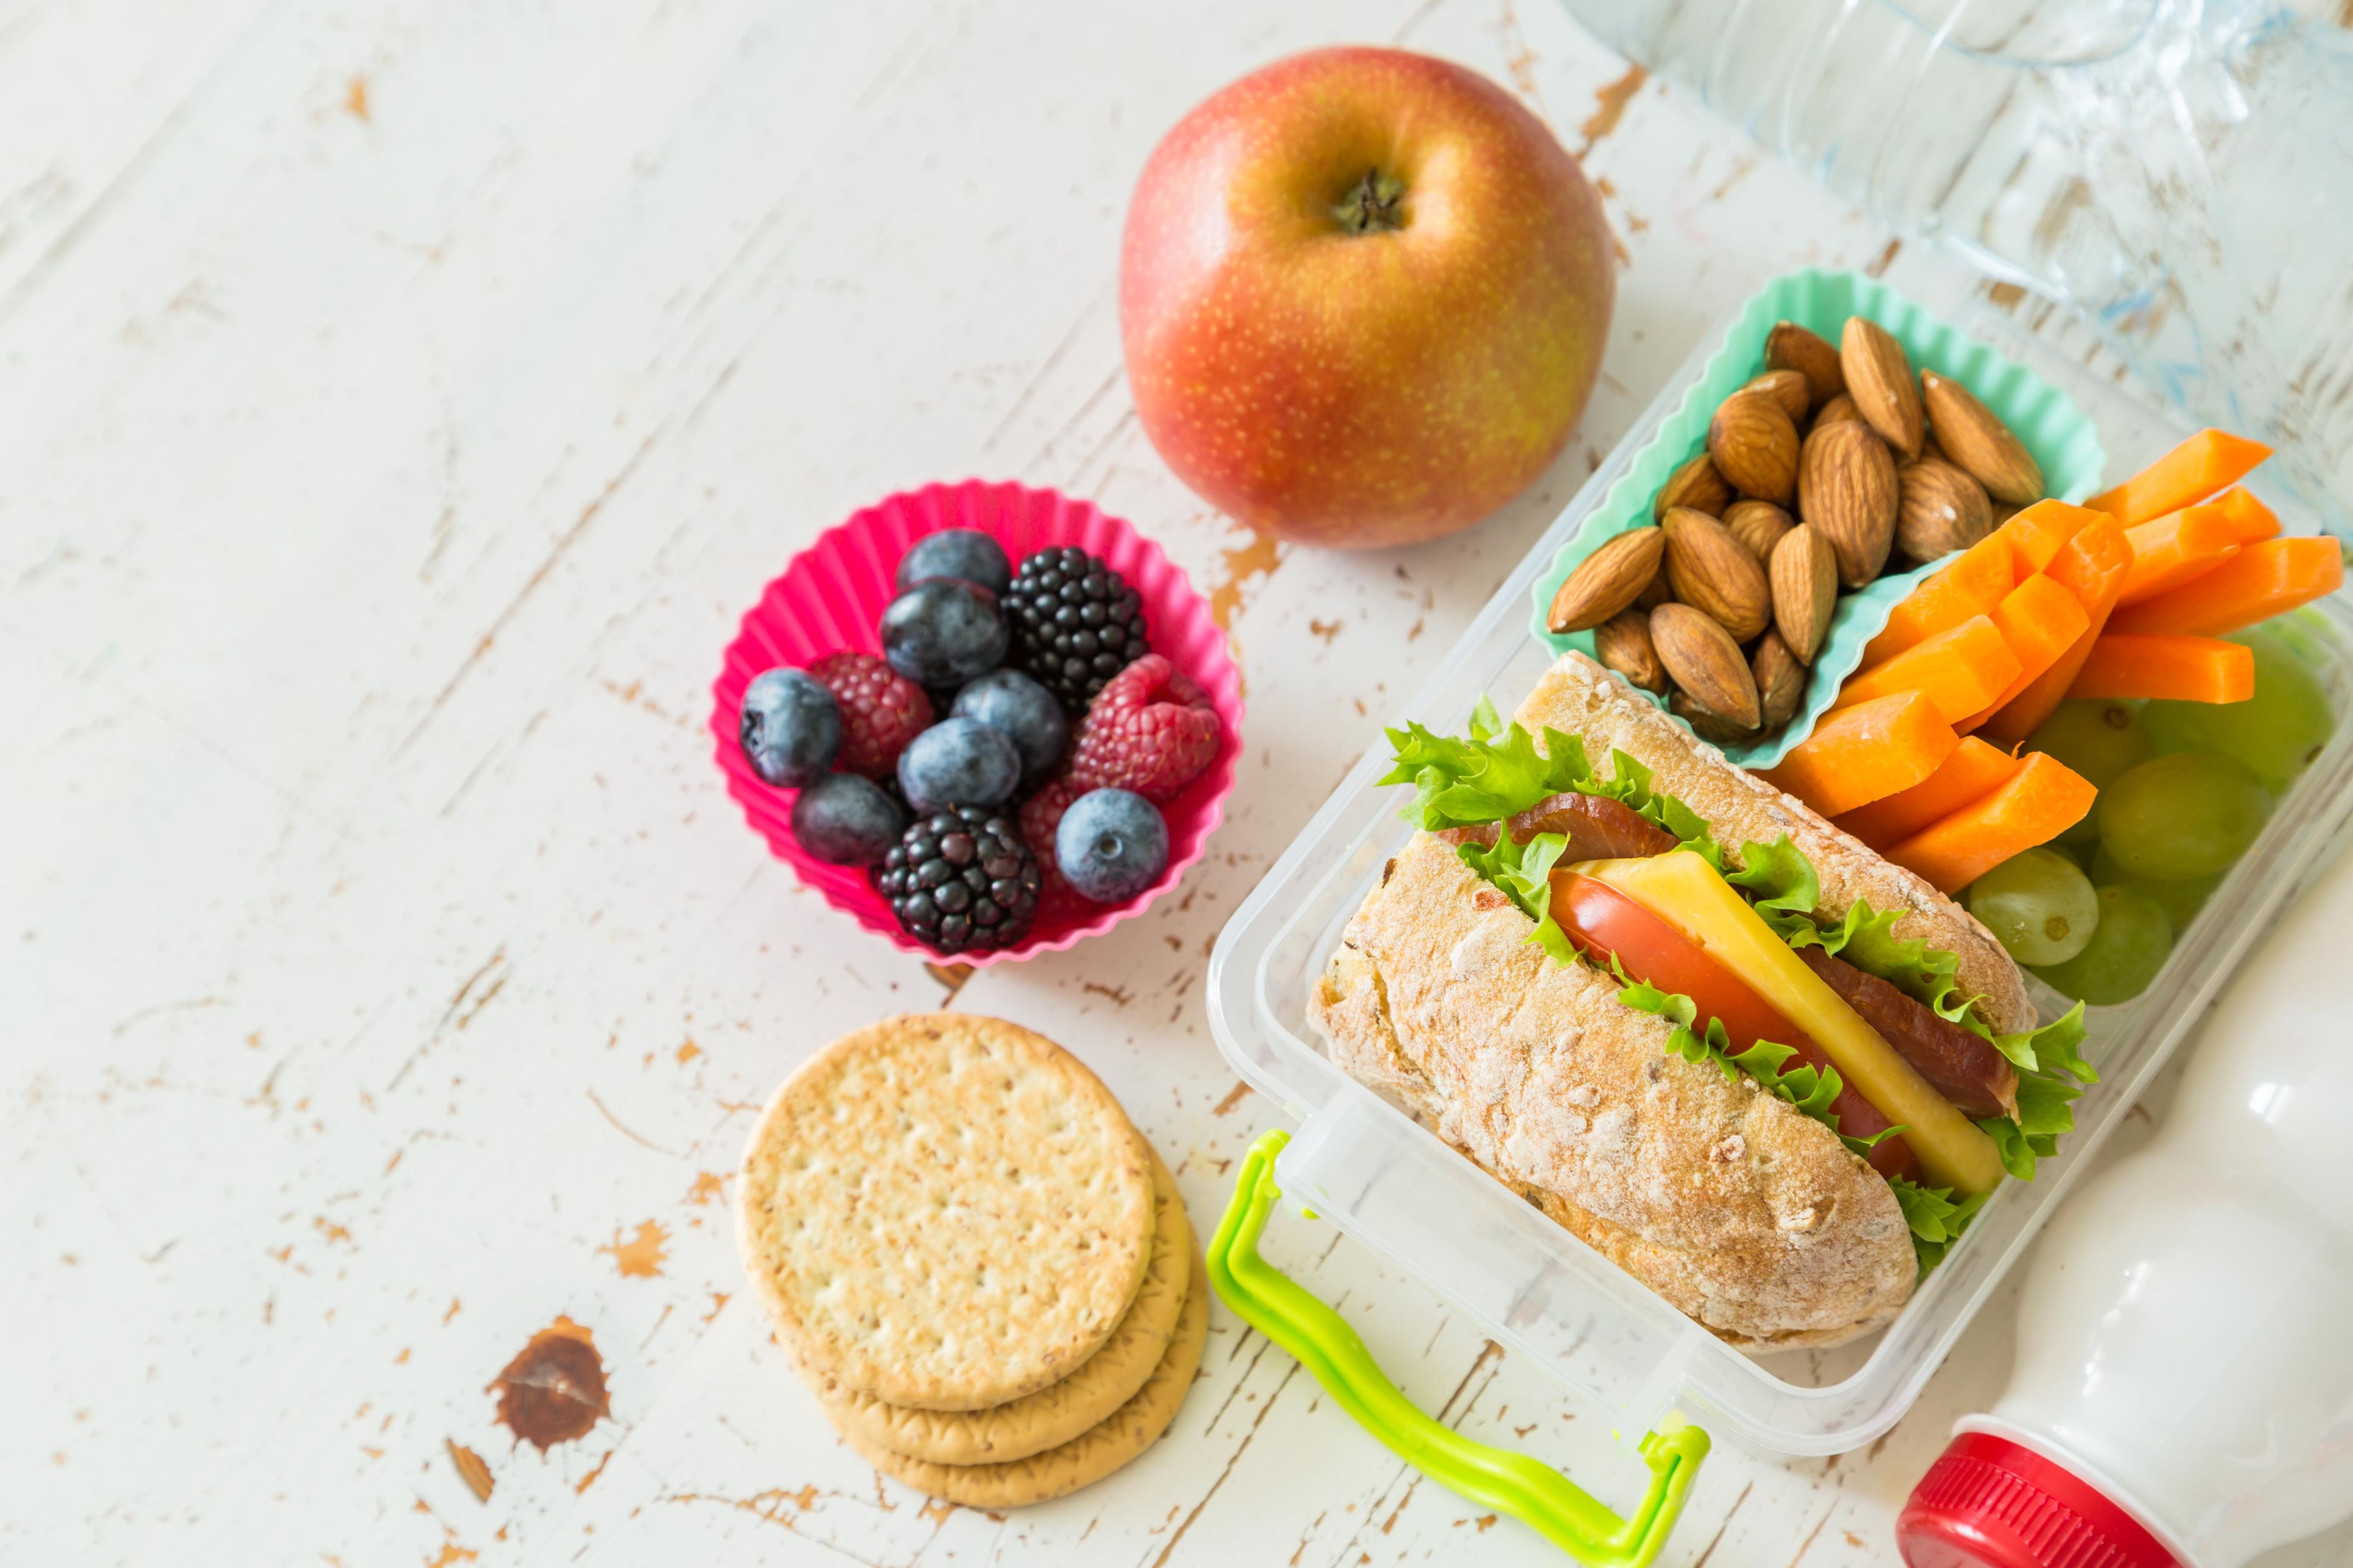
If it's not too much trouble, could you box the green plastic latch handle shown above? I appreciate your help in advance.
[1205,1129,1710,1567]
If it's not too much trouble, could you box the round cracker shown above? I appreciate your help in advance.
[737,1013,1154,1412]
[847,1253,1208,1507]
[816,1146,1191,1464]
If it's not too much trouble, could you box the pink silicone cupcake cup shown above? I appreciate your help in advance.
[711,480,1244,967]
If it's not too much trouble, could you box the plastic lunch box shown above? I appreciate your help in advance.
[1204,268,2353,1466]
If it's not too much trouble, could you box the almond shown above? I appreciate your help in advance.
[1672,691,1759,748]
[1752,630,1807,729]
[1654,452,1732,519]
[1744,369,1811,427]
[1652,603,1761,730]
[1593,609,1668,695]
[1921,370,2044,505]
[1896,457,1994,562]
[1814,393,1860,429]
[1662,506,1770,641]
[1766,321,1845,411]
[1708,391,1799,505]
[1547,525,1666,634]
[1769,525,1839,664]
[1721,499,1794,567]
[1840,317,1924,458]
[1797,419,1899,586]
[1633,569,1675,612]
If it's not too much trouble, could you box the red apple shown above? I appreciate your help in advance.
[1120,47,1615,548]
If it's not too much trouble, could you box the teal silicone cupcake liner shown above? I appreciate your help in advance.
[1528,268,2108,770]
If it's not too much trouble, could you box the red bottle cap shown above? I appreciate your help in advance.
[1896,1431,2180,1568]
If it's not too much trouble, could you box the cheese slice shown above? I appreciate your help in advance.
[1573,850,2006,1195]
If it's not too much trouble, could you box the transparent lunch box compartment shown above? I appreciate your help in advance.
[1205,278,2353,1459]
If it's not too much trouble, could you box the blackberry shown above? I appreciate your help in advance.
[1001,547,1149,710]
[875,805,1042,954]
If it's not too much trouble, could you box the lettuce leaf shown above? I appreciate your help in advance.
[1976,1001,2094,1180]
[1888,1177,1988,1275]
[1456,829,1579,964]
[1379,716,1594,831]
[1724,835,1820,940]
[1379,707,1720,867]
[1612,976,1897,1163]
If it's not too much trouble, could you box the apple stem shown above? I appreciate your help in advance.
[1333,169,1408,236]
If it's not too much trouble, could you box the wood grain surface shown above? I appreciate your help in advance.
[7,1,2348,1564]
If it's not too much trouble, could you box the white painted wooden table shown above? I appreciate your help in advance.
[10,2,2349,1565]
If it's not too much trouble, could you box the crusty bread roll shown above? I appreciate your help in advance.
[1306,654,2034,1348]
[1313,835,1915,1347]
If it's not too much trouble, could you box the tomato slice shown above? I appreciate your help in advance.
[1549,870,1921,1182]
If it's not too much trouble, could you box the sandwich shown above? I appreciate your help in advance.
[1310,652,2091,1348]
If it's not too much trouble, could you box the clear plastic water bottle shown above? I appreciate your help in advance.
[1556,0,2353,534]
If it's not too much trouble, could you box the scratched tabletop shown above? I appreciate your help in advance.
[7,2,2348,1566]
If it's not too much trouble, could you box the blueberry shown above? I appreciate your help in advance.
[739,668,840,787]
[951,669,1068,784]
[790,773,906,866]
[896,716,1022,814]
[880,579,1009,687]
[1055,788,1169,903]
[897,529,1012,595]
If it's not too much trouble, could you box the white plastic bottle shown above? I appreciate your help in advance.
[1898,844,2353,1568]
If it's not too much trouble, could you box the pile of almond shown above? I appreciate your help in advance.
[1547,317,2046,747]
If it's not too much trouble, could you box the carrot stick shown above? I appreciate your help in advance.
[1977,517,2134,746]
[1762,691,1958,818]
[2086,429,2273,527]
[2115,503,2240,606]
[1860,533,2016,668]
[1994,499,2104,576]
[1834,615,2022,724]
[2211,487,2281,545]
[2069,634,2256,704]
[1957,575,2092,733]
[2106,537,2346,637]
[1832,737,2022,852]
[1885,754,2099,894]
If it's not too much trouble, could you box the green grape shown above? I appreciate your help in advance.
[2144,629,2335,789]
[2139,699,2209,757]
[2032,885,2173,1006]
[2027,699,2153,845]
[2090,844,2222,933]
[1969,848,2099,965]
[2097,751,2272,880]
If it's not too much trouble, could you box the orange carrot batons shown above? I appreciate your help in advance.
[2115,503,2241,606]
[1885,753,2099,894]
[1976,516,2134,747]
[2086,429,2273,528]
[1958,575,2092,733]
[2069,634,2256,704]
[1762,691,1958,818]
[1835,615,2022,725]
[1860,532,2016,669]
[2106,537,2345,637]
[1832,736,2023,852]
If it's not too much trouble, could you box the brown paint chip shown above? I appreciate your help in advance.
[490,1315,609,1451]
[1577,65,1648,157]
[446,1439,493,1502]
[598,1220,668,1278]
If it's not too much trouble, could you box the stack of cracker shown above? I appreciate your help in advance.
[736,1012,1205,1507]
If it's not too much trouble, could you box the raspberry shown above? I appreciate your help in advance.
[1067,655,1220,803]
[1019,775,1089,910]
[808,651,932,778]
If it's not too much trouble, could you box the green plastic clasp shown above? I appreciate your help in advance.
[1206,1129,1710,1567]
